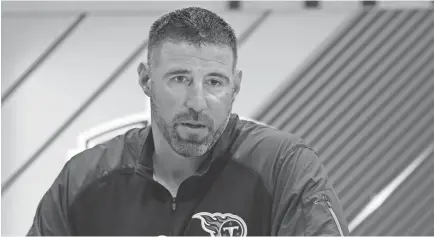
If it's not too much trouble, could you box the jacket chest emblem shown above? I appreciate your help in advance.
[192,212,247,237]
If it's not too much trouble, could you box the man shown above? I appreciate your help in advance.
[28,7,349,236]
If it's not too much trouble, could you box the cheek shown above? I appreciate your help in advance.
[153,86,183,118]
[208,92,234,119]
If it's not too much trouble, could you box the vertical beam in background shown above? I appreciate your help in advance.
[228,1,241,10]
[362,1,377,8]
[305,1,320,9]
[1,13,87,105]
[1,10,272,195]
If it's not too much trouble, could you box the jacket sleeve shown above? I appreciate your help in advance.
[27,164,72,236]
[271,145,350,236]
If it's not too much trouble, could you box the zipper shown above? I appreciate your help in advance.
[172,197,177,211]
[135,166,177,236]
[323,195,344,237]
[168,197,177,236]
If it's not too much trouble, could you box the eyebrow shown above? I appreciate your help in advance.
[163,69,191,78]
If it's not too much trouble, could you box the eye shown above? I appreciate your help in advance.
[172,75,188,83]
[207,79,223,86]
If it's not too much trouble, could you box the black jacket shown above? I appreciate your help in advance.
[28,114,349,236]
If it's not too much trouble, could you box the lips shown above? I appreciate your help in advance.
[179,122,207,129]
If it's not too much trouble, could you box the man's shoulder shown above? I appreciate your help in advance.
[234,119,307,159]
[63,127,148,194]
[68,127,146,166]
[231,119,312,194]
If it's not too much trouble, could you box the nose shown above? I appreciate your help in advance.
[185,83,207,113]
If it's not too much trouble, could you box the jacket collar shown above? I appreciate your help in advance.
[138,113,241,176]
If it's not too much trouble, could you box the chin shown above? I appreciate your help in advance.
[173,144,209,158]
[170,135,213,157]
[167,127,218,157]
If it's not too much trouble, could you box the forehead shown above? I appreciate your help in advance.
[152,41,234,72]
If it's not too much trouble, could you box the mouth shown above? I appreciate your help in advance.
[179,122,207,129]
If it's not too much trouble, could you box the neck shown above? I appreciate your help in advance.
[151,123,205,195]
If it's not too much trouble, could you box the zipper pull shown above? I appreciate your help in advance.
[323,195,332,208]
[322,195,345,236]
[172,197,177,211]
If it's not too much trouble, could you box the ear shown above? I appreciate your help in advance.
[138,62,151,97]
[233,68,243,96]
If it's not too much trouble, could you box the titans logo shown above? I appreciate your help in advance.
[192,212,247,237]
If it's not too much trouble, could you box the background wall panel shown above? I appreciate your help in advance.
[1,15,78,95]
[234,11,353,117]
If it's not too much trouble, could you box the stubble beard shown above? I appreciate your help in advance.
[150,90,232,158]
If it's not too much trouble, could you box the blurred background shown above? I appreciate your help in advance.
[1,0,433,236]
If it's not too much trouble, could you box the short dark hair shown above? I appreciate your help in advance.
[147,7,238,68]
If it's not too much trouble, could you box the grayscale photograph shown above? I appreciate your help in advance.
[1,0,433,236]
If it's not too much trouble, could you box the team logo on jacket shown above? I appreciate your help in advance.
[192,212,247,237]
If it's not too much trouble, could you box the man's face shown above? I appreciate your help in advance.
[146,41,241,157]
